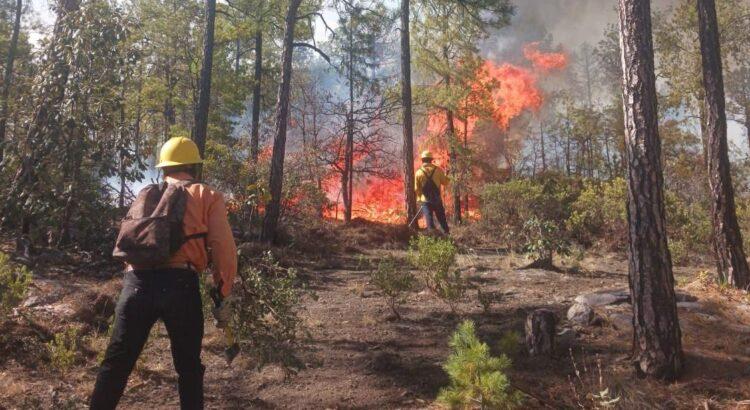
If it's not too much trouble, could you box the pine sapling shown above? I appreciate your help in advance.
[438,320,523,409]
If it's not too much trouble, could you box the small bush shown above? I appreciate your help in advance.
[231,251,309,368]
[438,321,523,409]
[521,217,570,265]
[0,251,32,314]
[47,327,79,372]
[369,256,416,320]
[567,178,627,249]
[497,331,522,358]
[409,236,465,313]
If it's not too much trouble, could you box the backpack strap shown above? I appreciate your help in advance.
[421,166,437,182]
[184,232,208,241]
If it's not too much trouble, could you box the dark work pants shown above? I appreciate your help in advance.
[421,201,450,234]
[90,269,205,410]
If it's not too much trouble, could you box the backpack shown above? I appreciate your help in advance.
[421,166,441,204]
[112,181,205,266]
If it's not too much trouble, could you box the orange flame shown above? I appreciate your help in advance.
[523,41,568,72]
[323,43,568,223]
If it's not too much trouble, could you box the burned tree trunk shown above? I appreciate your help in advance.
[261,0,302,243]
[400,0,417,224]
[0,0,22,165]
[193,0,216,156]
[250,28,262,164]
[697,0,750,289]
[446,109,461,224]
[618,0,683,381]
[342,19,355,223]
[525,309,556,357]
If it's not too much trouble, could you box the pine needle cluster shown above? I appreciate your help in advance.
[438,321,523,409]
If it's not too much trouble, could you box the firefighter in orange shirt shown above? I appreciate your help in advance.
[90,137,237,410]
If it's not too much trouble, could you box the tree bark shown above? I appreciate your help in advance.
[618,0,683,381]
[261,0,301,243]
[400,0,417,224]
[745,104,750,155]
[343,13,355,223]
[697,0,750,289]
[193,0,216,156]
[446,109,461,223]
[250,28,262,163]
[525,309,556,357]
[0,0,22,165]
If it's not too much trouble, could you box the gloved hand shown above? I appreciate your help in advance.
[212,296,233,329]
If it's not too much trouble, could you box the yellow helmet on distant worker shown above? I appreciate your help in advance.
[420,150,433,160]
[156,137,203,168]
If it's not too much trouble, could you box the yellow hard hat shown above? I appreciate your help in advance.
[156,137,203,168]
[420,150,434,160]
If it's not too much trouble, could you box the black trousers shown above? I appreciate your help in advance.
[90,269,205,409]
[421,201,450,234]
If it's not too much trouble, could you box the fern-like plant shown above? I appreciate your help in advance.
[438,321,523,409]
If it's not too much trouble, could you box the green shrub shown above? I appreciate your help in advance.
[231,251,309,368]
[481,175,579,253]
[47,327,79,372]
[409,236,465,313]
[369,256,416,320]
[567,178,627,249]
[664,191,712,262]
[438,321,523,409]
[521,217,570,264]
[497,330,522,358]
[0,251,32,314]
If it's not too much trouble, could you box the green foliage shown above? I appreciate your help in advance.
[231,251,309,368]
[368,256,415,319]
[47,327,79,373]
[438,321,522,409]
[497,331,522,358]
[409,236,465,312]
[521,217,570,263]
[567,178,627,249]
[0,252,31,314]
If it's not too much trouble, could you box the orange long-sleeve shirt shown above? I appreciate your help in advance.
[130,172,237,296]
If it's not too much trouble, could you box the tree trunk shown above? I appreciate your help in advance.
[400,0,417,224]
[745,104,750,155]
[343,15,355,223]
[446,109,461,223]
[118,84,127,209]
[539,118,546,173]
[261,0,301,243]
[697,0,750,289]
[618,0,683,381]
[699,96,709,166]
[0,0,22,166]
[250,28,262,163]
[193,0,216,156]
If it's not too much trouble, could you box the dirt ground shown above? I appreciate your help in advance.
[1,227,750,409]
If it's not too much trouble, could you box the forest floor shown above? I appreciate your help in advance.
[1,222,750,409]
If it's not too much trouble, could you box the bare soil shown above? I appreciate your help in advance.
[1,228,750,409]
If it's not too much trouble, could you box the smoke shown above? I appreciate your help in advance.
[483,0,679,61]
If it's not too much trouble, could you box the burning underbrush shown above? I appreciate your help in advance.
[318,42,568,225]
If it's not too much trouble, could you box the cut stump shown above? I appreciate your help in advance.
[525,309,557,357]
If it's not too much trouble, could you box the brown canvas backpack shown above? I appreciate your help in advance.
[112,180,206,266]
